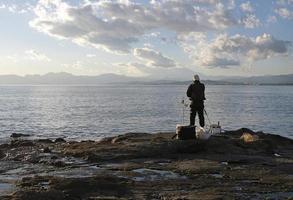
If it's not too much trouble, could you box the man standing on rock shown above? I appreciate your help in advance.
[187,74,206,127]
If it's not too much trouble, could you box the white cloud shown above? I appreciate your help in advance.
[0,2,33,14]
[242,14,261,28]
[276,0,293,5]
[2,50,51,64]
[144,32,161,38]
[30,1,141,54]
[227,0,236,9]
[26,0,292,74]
[86,54,97,58]
[275,8,293,19]
[267,15,277,23]
[143,43,154,48]
[61,60,110,74]
[5,55,19,63]
[117,62,195,80]
[62,61,83,70]
[115,62,148,77]
[240,1,254,13]
[178,33,292,68]
[134,47,176,68]
[25,50,51,62]
[30,0,239,54]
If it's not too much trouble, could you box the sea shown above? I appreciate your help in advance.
[0,84,292,141]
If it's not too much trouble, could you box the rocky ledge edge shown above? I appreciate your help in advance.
[0,128,293,200]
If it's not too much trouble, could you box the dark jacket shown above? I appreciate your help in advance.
[187,81,206,105]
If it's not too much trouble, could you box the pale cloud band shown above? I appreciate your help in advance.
[2,0,292,71]
[25,49,51,62]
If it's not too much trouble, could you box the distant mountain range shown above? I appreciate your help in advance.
[0,72,292,85]
[223,74,293,85]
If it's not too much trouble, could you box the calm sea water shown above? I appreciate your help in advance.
[0,84,292,141]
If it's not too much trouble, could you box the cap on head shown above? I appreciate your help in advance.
[193,74,200,81]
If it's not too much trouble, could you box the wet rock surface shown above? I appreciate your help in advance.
[0,128,293,200]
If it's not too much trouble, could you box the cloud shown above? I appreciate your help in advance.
[86,54,97,58]
[115,62,148,77]
[2,50,51,63]
[241,14,261,28]
[267,15,277,23]
[62,60,83,70]
[275,8,293,19]
[143,43,154,48]
[27,0,290,73]
[61,59,110,74]
[5,55,19,63]
[117,62,195,80]
[178,33,292,68]
[0,2,33,14]
[276,0,293,5]
[134,47,176,68]
[30,0,240,54]
[149,1,237,31]
[145,32,160,38]
[30,1,142,53]
[25,50,51,62]
[240,1,254,13]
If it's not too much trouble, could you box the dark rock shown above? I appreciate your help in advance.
[10,140,34,147]
[54,138,66,143]
[111,133,150,144]
[37,139,54,143]
[10,133,31,138]
[0,143,9,148]
[14,175,130,200]
[42,147,51,153]
[50,175,129,198]
[175,140,207,153]
[53,161,66,167]
[81,140,95,143]
[51,155,58,160]
[11,190,65,200]
[0,149,6,159]
[25,155,40,164]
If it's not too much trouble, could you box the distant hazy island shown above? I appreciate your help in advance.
[0,72,293,85]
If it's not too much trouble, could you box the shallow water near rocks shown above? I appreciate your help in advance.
[251,192,293,200]
[0,155,104,196]
[131,168,187,182]
[0,182,15,196]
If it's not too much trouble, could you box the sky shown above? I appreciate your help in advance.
[0,0,292,78]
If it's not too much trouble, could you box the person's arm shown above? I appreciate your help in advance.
[203,84,206,100]
[187,84,192,98]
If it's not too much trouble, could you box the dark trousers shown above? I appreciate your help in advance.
[190,103,205,127]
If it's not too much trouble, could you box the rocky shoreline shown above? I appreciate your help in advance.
[0,129,293,200]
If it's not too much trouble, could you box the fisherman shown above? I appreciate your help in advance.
[187,74,206,127]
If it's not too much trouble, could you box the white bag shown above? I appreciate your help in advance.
[196,127,212,140]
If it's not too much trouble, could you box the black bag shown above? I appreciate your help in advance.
[173,125,196,140]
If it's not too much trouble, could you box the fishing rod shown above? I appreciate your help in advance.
[181,97,189,124]
[204,108,212,126]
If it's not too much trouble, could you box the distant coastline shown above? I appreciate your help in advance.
[0,72,293,86]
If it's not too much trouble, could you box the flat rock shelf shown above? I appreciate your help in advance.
[0,128,293,200]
